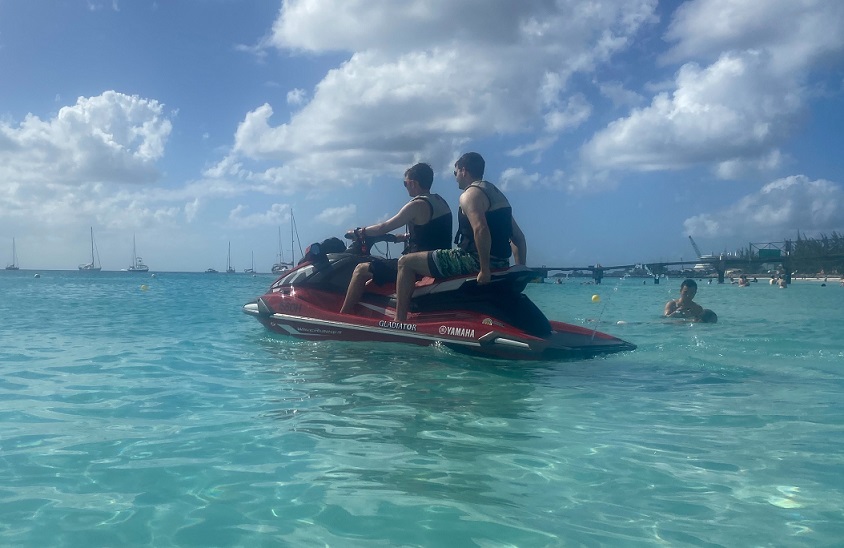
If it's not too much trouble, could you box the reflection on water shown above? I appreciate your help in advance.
[257,338,541,511]
[1,272,843,545]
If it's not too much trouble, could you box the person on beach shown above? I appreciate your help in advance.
[665,279,716,322]
[392,152,526,322]
[340,163,452,315]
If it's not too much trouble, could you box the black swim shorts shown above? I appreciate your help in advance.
[369,258,399,285]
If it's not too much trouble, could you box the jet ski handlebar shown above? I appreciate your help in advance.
[344,229,399,255]
[344,229,398,244]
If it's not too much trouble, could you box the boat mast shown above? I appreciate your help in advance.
[290,211,296,265]
[90,227,96,264]
[8,237,18,269]
[278,226,284,266]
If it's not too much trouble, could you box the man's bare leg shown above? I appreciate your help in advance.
[394,252,432,321]
[340,263,373,314]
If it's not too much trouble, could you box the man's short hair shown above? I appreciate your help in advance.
[681,279,698,291]
[405,163,434,190]
[456,152,485,180]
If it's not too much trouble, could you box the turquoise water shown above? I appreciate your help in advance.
[1,270,842,546]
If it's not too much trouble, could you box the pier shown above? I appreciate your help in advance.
[531,239,844,285]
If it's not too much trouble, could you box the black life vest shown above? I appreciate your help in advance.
[406,193,453,254]
[455,181,512,260]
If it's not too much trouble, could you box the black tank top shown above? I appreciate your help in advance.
[406,194,453,254]
[455,181,513,260]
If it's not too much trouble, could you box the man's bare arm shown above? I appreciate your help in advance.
[353,201,428,237]
[510,217,527,265]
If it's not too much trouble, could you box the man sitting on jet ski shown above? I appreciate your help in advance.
[340,162,452,314]
[393,152,527,322]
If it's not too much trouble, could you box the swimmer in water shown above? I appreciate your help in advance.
[664,279,716,322]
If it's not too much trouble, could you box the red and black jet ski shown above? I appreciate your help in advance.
[243,234,636,360]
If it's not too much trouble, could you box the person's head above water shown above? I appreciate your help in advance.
[697,309,718,323]
[679,278,698,300]
[680,278,698,292]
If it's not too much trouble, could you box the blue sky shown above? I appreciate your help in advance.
[2,0,843,272]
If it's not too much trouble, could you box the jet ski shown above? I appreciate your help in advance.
[242,234,636,360]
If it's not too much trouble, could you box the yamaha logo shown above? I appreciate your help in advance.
[438,325,475,338]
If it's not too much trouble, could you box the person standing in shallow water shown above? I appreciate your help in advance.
[664,278,717,322]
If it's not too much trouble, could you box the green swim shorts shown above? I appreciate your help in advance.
[427,249,510,278]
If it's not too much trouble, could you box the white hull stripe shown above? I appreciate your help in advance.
[269,313,484,348]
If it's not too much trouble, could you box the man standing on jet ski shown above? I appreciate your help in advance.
[393,152,527,322]
[340,162,452,314]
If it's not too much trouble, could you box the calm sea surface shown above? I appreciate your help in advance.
[1,270,842,546]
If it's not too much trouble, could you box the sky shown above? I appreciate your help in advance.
[1,0,843,272]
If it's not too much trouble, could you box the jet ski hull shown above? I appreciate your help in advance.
[243,287,635,361]
[243,242,634,360]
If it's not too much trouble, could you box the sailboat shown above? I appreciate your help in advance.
[78,227,102,271]
[243,251,255,274]
[6,237,20,270]
[271,225,292,274]
[127,235,149,272]
[226,242,235,274]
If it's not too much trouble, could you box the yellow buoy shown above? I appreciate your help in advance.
[140,284,149,291]
[591,294,600,303]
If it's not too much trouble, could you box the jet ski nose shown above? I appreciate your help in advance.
[241,298,272,317]
[256,297,273,316]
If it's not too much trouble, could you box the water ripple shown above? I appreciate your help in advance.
[1,273,843,545]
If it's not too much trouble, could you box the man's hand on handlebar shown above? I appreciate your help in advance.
[344,229,398,243]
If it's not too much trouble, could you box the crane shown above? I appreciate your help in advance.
[688,235,703,259]
[688,236,717,273]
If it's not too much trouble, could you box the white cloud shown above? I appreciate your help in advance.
[227,203,291,228]
[185,198,201,223]
[598,81,645,108]
[499,168,540,191]
[234,42,268,62]
[86,1,117,12]
[684,175,844,239]
[663,0,844,73]
[286,88,307,105]
[715,150,783,180]
[581,51,801,175]
[0,90,171,187]
[217,0,659,189]
[270,1,658,55]
[579,1,844,179]
[544,93,592,133]
[499,167,567,191]
[0,91,173,230]
[316,204,356,226]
